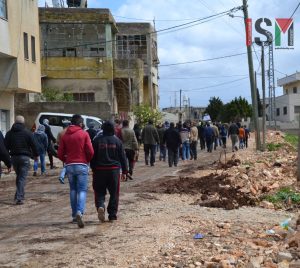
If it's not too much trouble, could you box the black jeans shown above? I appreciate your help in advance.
[190,141,198,160]
[12,155,30,201]
[125,149,135,175]
[168,148,179,167]
[144,144,156,166]
[206,138,213,152]
[93,169,120,220]
[199,137,206,150]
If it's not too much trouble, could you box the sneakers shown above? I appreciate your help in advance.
[108,216,117,222]
[58,177,64,184]
[76,212,85,228]
[71,218,77,224]
[97,207,105,223]
[15,200,24,205]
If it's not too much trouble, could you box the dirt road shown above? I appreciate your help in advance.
[0,143,296,267]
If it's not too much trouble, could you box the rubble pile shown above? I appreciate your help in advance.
[157,130,298,210]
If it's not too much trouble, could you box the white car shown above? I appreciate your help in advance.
[32,112,103,139]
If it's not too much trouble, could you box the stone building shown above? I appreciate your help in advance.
[0,0,41,133]
[15,7,159,124]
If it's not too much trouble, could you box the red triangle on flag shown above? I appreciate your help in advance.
[275,18,293,33]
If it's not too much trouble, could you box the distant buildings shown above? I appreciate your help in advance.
[0,0,41,133]
[15,7,159,124]
[275,71,300,129]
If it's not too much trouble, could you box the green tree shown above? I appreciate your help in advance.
[220,96,252,122]
[42,87,73,102]
[204,97,224,121]
[133,104,163,128]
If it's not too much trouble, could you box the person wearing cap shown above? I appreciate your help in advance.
[5,115,39,205]
[42,119,57,169]
[91,121,128,223]
[58,114,94,228]
[33,124,48,176]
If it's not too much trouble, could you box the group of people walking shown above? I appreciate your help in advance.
[0,114,251,228]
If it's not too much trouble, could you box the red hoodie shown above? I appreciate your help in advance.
[58,125,94,165]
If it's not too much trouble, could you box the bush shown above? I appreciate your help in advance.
[284,134,298,148]
[266,142,282,151]
[264,187,300,204]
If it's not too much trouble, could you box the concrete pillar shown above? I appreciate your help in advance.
[147,33,153,108]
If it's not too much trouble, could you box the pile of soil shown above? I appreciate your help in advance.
[157,172,257,210]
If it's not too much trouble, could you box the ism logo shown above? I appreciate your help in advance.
[246,18,294,49]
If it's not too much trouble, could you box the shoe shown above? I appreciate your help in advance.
[126,174,133,180]
[97,207,105,223]
[108,216,117,222]
[15,200,24,205]
[76,212,85,228]
[71,218,77,224]
[58,177,65,184]
[150,163,154,166]
[33,172,37,176]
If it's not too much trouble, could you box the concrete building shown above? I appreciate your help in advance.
[275,72,300,129]
[0,0,41,133]
[15,8,159,124]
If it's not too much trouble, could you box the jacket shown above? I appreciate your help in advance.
[57,125,94,165]
[43,123,56,146]
[204,126,214,139]
[121,127,138,151]
[157,127,166,145]
[179,127,190,143]
[34,131,48,155]
[190,126,198,142]
[0,131,11,168]
[212,125,219,138]
[141,124,159,145]
[5,123,38,158]
[90,133,128,173]
[163,127,182,151]
[228,123,239,136]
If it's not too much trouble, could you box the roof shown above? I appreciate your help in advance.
[277,72,300,86]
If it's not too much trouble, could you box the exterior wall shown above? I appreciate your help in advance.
[2,0,41,92]
[0,93,14,133]
[275,94,300,122]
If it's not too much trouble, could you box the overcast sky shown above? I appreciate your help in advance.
[39,0,300,109]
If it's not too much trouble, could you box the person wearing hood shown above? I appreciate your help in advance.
[5,115,38,205]
[91,121,128,223]
[58,114,94,228]
[33,125,48,176]
[42,118,57,169]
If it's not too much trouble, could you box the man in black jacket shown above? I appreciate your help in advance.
[5,116,38,205]
[163,122,182,167]
[91,121,128,222]
[42,119,56,169]
[0,131,11,177]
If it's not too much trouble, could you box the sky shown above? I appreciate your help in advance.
[38,0,300,109]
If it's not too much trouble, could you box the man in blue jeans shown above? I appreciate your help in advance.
[5,115,38,205]
[58,114,94,228]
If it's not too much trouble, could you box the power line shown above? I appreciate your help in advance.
[160,74,248,80]
[159,52,247,67]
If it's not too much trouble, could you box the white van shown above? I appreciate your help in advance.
[32,112,103,139]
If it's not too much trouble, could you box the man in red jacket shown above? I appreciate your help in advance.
[58,114,94,228]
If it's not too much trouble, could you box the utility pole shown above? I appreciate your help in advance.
[179,89,182,122]
[298,115,300,183]
[243,0,260,151]
[261,45,266,151]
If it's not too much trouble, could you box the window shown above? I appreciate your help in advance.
[283,106,287,115]
[86,118,101,130]
[31,36,36,63]
[0,0,7,19]
[39,115,72,127]
[23,33,29,60]
[295,106,300,113]
[276,108,280,116]
[73,93,95,102]
[293,87,297,94]
[63,48,76,57]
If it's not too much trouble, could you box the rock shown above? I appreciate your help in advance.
[247,256,264,268]
[194,262,202,267]
[288,231,300,248]
[270,182,280,189]
[289,260,300,268]
[189,264,196,268]
[263,170,272,178]
[175,262,184,268]
[260,200,275,209]
[278,252,293,262]
[217,223,231,229]
[278,260,290,268]
[241,174,249,180]
[204,262,219,268]
[219,260,233,268]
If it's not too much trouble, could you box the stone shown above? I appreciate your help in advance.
[194,262,202,267]
[289,261,300,268]
[278,260,290,268]
[288,231,300,248]
[247,256,264,268]
[278,252,293,262]
[219,260,233,268]
[260,200,275,209]
[204,262,219,268]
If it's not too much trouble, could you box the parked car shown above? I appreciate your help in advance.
[32,112,103,139]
